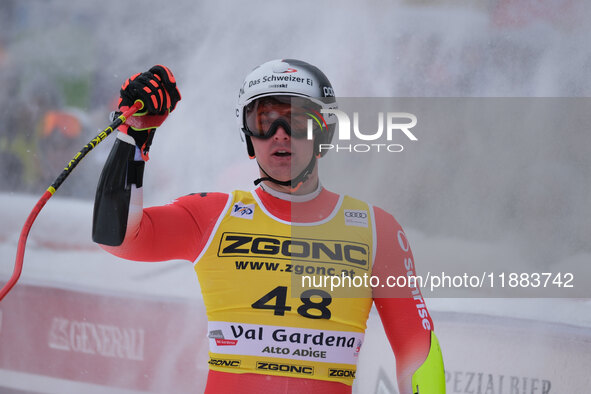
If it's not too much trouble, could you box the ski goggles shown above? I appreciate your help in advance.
[241,95,330,139]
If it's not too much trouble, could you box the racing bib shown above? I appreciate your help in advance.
[194,190,375,385]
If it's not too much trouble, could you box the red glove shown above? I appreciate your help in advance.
[118,65,181,160]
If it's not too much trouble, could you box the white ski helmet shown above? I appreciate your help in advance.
[236,59,337,158]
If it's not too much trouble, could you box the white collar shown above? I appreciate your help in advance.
[259,182,323,202]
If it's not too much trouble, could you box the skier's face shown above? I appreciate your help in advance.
[250,124,316,191]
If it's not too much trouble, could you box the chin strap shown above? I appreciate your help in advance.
[254,154,317,192]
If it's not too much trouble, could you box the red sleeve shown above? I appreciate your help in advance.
[101,192,229,262]
[372,206,433,392]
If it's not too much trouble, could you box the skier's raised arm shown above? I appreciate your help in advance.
[92,66,227,262]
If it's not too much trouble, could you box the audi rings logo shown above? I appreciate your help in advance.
[344,210,369,228]
[345,211,367,219]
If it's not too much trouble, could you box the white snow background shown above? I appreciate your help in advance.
[1,0,591,393]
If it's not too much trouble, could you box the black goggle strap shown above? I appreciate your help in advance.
[246,136,256,159]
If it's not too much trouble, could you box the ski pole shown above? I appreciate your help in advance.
[0,101,143,302]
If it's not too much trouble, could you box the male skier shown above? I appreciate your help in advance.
[93,60,445,393]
